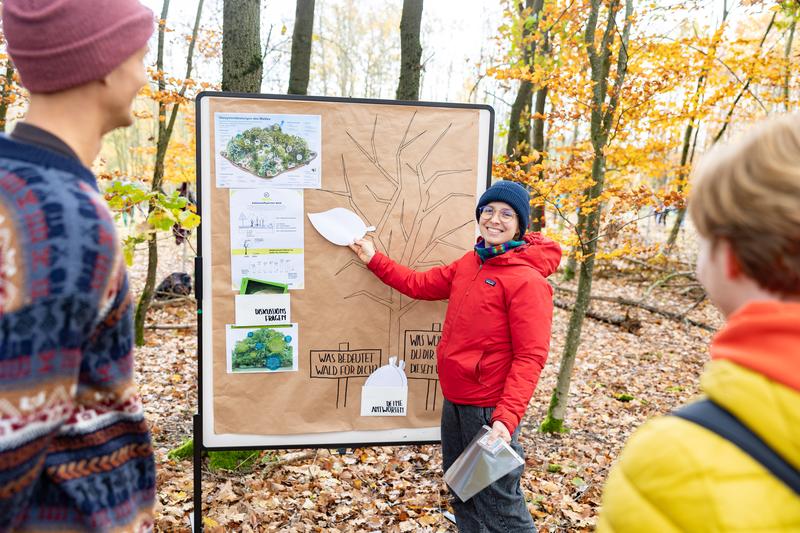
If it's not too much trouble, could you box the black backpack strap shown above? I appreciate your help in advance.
[672,399,800,496]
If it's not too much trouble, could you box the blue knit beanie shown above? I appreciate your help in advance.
[476,180,530,231]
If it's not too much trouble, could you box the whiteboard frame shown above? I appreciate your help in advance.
[195,92,494,449]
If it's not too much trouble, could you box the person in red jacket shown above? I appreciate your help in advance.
[351,180,562,532]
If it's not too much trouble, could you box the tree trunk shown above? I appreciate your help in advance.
[134,0,205,346]
[0,63,15,132]
[395,0,423,101]
[541,0,633,433]
[505,0,543,159]
[222,0,263,93]
[561,245,577,282]
[529,24,549,232]
[561,119,581,281]
[784,18,796,111]
[505,0,545,233]
[288,0,315,95]
[316,2,329,95]
[664,120,695,252]
[529,84,548,231]
[506,80,533,159]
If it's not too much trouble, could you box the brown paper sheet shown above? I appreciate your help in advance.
[205,96,483,436]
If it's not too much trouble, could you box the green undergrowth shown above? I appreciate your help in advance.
[166,438,261,472]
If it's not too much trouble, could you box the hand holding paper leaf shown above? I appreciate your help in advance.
[307,208,375,246]
[349,239,376,264]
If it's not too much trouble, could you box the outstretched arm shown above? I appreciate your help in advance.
[350,238,459,301]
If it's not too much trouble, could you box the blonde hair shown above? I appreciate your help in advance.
[688,113,800,295]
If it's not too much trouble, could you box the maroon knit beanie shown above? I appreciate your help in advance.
[2,0,154,93]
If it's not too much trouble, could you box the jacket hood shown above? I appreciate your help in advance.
[476,232,562,277]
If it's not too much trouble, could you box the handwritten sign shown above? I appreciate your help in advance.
[360,387,408,416]
[309,348,381,379]
[235,294,291,326]
[403,327,441,380]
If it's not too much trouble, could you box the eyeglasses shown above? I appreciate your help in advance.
[479,206,516,223]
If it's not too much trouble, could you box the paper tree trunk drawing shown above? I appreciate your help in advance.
[323,111,475,410]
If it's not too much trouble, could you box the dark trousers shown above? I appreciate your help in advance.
[441,399,537,533]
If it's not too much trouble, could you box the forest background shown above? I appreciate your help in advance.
[0,0,796,530]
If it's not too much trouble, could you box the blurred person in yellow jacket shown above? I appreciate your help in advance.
[597,113,800,532]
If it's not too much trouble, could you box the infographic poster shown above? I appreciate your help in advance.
[214,112,321,188]
[229,188,304,290]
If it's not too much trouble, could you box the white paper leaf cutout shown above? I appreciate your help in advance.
[364,356,408,387]
[307,208,375,246]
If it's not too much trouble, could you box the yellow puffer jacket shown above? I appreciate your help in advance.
[597,360,800,532]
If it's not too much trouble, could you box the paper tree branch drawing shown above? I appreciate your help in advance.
[322,111,474,409]
[221,125,317,179]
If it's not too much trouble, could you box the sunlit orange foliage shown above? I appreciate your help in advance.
[488,0,797,262]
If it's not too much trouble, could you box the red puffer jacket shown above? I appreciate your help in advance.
[368,232,562,434]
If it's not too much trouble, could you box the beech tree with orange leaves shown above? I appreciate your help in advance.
[539,0,633,433]
[485,0,800,434]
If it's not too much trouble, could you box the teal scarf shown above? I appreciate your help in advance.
[475,238,525,262]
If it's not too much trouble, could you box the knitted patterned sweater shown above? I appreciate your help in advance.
[0,135,155,532]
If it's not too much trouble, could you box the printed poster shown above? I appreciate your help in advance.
[229,188,304,290]
[226,324,299,374]
[215,112,321,189]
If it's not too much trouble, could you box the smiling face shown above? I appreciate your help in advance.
[478,201,520,246]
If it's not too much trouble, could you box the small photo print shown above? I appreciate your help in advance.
[226,324,299,374]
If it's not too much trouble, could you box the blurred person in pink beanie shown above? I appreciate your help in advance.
[0,0,157,531]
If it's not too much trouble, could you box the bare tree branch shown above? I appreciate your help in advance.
[412,220,472,266]
[334,259,367,277]
[424,168,472,187]
[365,184,392,204]
[401,129,427,151]
[344,290,394,308]
[399,297,423,314]
[399,199,410,242]
[416,124,453,177]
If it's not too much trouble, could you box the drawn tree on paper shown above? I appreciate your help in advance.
[324,111,475,403]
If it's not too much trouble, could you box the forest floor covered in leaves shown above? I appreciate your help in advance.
[131,239,723,532]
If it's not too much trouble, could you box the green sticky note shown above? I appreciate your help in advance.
[239,277,288,295]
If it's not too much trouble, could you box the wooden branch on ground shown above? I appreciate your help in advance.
[643,270,695,299]
[261,450,316,478]
[145,324,196,330]
[621,256,695,273]
[150,296,194,308]
[552,285,716,332]
[554,299,642,333]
